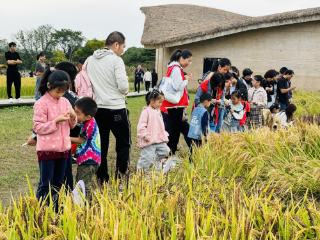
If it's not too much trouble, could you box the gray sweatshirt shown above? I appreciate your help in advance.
[86,48,129,109]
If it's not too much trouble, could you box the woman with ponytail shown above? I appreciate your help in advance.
[161,49,192,155]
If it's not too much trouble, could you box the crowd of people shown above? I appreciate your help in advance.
[5,30,297,205]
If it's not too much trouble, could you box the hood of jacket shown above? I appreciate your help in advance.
[93,48,114,59]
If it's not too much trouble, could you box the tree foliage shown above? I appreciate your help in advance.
[73,39,104,62]
[52,29,85,61]
[123,47,156,68]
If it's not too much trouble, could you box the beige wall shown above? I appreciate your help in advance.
[156,21,320,91]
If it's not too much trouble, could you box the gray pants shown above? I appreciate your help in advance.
[137,143,170,171]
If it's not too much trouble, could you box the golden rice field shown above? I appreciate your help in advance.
[1,76,320,239]
[0,75,35,99]
[1,123,320,239]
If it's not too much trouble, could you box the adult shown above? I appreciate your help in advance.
[263,69,278,107]
[161,49,192,155]
[34,52,46,100]
[86,31,130,184]
[239,68,253,90]
[134,65,144,93]
[277,70,295,110]
[151,68,158,88]
[143,68,152,92]
[5,42,22,102]
[248,75,268,128]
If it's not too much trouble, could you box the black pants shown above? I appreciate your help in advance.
[163,108,191,155]
[152,79,157,88]
[95,108,131,183]
[36,158,67,201]
[64,152,74,191]
[7,71,21,99]
[145,81,151,92]
[134,80,141,93]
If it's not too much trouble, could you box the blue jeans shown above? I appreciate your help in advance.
[230,119,241,133]
[209,108,225,133]
[35,77,42,100]
[36,158,67,201]
[280,102,288,111]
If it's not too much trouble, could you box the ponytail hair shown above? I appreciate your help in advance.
[169,49,192,64]
[145,89,164,105]
[38,69,70,96]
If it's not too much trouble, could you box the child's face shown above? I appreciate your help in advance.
[225,79,232,88]
[272,108,280,114]
[49,88,66,99]
[231,95,240,105]
[203,100,211,108]
[150,96,163,109]
[75,106,91,123]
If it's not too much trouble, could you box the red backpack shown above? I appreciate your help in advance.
[75,61,94,98]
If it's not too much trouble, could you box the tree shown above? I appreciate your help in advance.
[50,50,67,65]
[73,39,104,62]
[53,29,85,61]
[122,47,155,68]
[0,39,8,65]
[15,25,56,69]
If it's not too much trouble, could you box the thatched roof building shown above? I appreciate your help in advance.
[141,4,320,48]
[141,4,320,91]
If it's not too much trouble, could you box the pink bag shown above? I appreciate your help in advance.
[75,61,94,98]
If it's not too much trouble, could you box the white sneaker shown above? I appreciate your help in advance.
[9,98,14,104]
[72,180,86,206]
[16,98,22,103]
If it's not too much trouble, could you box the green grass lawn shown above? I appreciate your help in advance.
[0,95,192,206]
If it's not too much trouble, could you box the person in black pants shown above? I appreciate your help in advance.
[86,31,131,185]
[5,42,22,100]
[151,69,158,88]
[95,109,131,182]
[134,65,144,93]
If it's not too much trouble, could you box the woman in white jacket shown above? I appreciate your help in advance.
[248,75,268,128]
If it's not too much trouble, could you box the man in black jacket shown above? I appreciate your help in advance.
[5,42,23,101]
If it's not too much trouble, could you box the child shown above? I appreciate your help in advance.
[33,70,77,202]
[223,91,244,133]
[137,90,170,172]
[188,93,211,152]
[70,97,101,200]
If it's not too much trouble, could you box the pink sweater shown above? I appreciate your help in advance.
[137,106,169,149]
[33,92,77,153]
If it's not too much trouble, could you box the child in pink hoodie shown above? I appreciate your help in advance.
[33,70,77,202]
[137,90,170,171]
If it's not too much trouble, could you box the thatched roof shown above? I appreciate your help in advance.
[141,4,320,48]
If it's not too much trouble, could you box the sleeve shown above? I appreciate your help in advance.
[5,52,9,61]
[277,80,286,90]
[201,112,209,136]
[82,121,94,140]
[171,67,188,91]
[115,57,129,95]
[17,53,21,60]
[194,88,203,107]
[137,109,149,140]
[66,101,77,129]
[35,63,44,73]
[33,102,58,135]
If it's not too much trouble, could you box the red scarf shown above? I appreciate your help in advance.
[213,88,223,125]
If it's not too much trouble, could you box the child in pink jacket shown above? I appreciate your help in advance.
[33,70,77,202]
[137,90,170,171]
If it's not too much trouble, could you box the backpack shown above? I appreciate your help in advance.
[157,65,186,104]
[75,61,94,98]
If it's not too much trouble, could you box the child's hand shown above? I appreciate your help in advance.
[55,113,70,123]
[69,109,77,121]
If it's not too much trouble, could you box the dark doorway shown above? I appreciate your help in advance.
[203,58,221,74]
